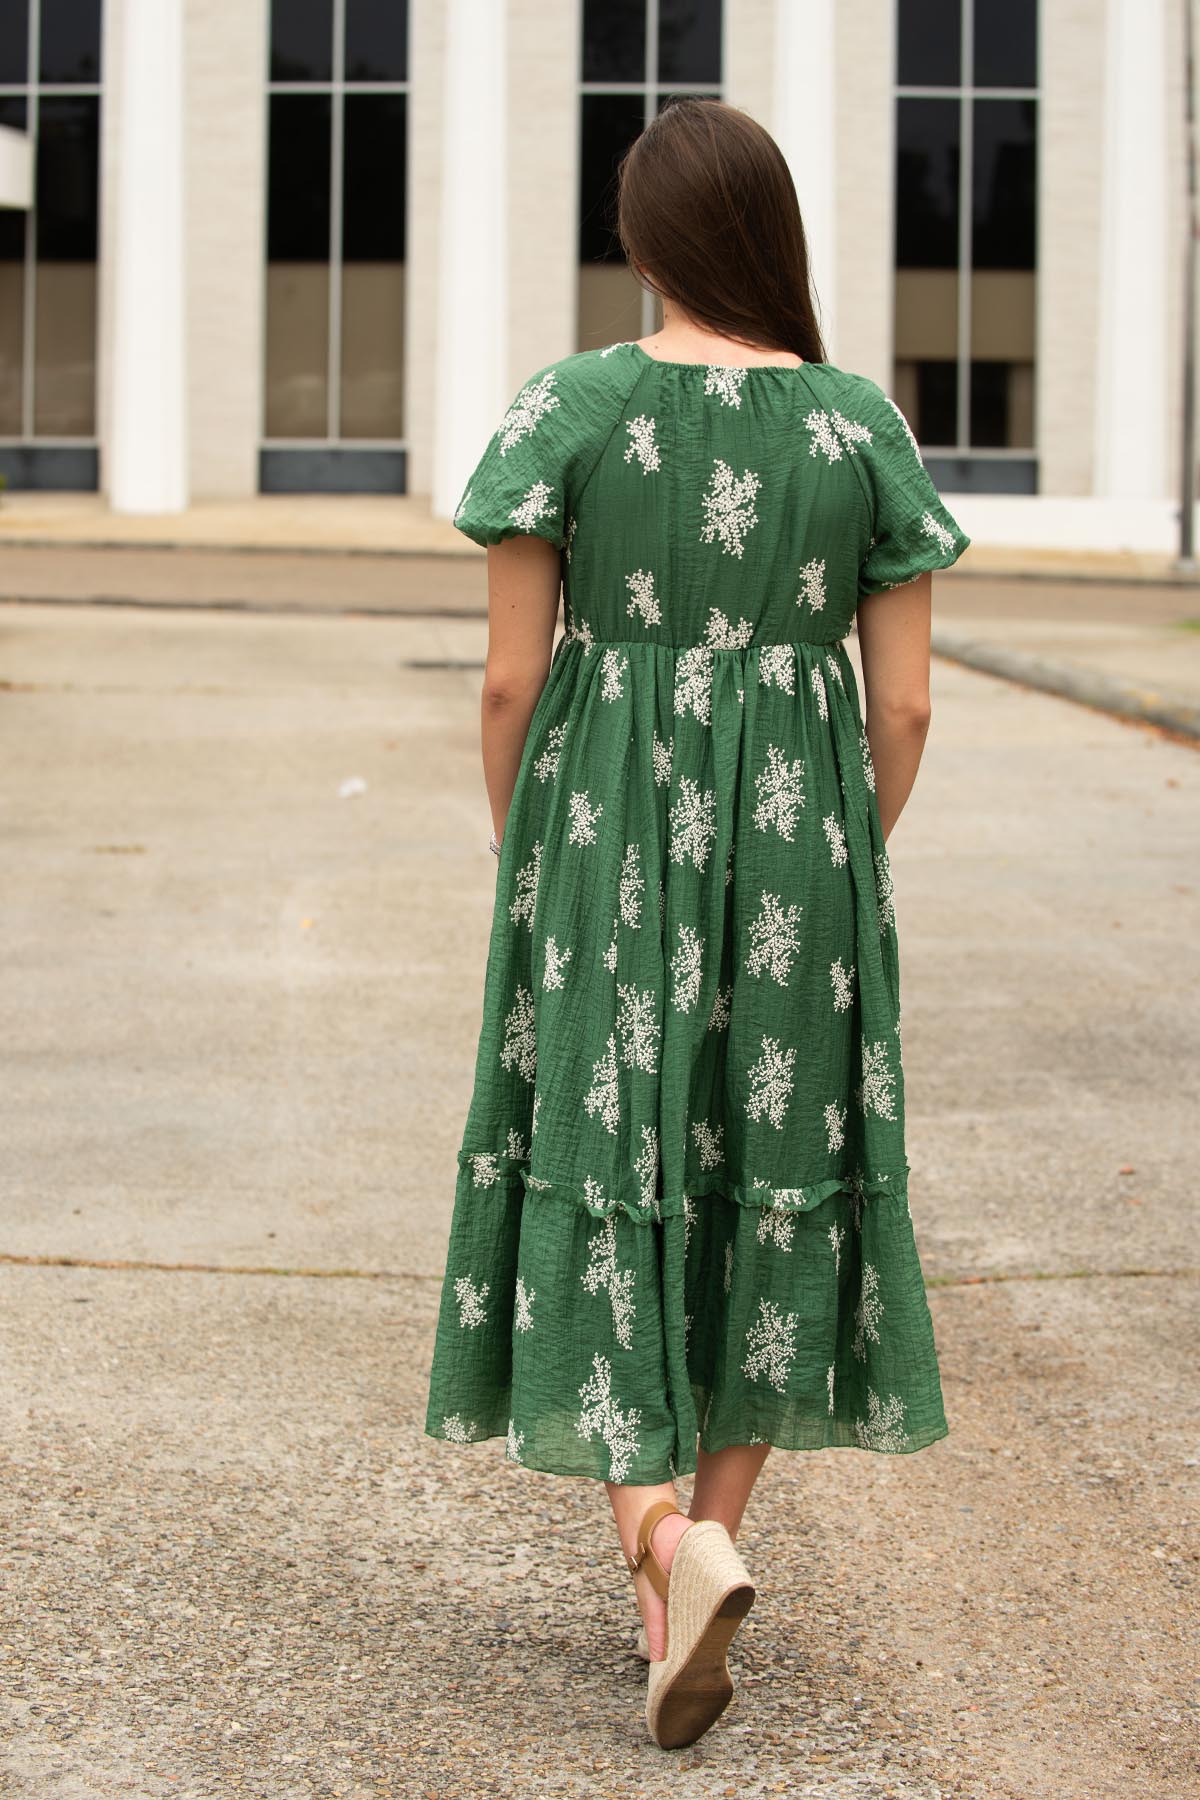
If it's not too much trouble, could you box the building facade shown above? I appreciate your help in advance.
[0,0,1191,549]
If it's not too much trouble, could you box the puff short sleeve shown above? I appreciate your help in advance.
[853,378,972,598]
[452,360,582,550]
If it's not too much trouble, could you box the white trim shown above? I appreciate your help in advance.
[434,0,508,516]
[774,0,837,358]
[108,0,188,511]
[1094,0,1171,497]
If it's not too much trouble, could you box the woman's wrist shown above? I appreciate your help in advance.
[489,828,502,856]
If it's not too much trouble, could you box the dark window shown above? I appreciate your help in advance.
[0,96,28,260]
[916,360,959,444]
[582,0,646,85]
[270,0,333,83]
[658,0,721,85]
[345,0,408,82]
[0,6,29,83]
[897,0,962,87]
[38,0,102,84]
[972,98,1036,268]
[580,92,645,262]
[35,96,99,260]
[267,94,332,261]
[896,98,960,268]
[342,94,406,260]
[969,360,1011,446]
[974,0,1037,88]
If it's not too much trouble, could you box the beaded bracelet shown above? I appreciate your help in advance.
[489,829,502,857]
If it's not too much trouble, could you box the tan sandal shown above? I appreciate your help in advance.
[643,1518,755,1749]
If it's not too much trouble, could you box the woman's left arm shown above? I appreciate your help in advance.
[479,535,563,846]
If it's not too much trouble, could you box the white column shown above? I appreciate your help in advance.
[772,0,838,360]
[108,0,187,512]
[1093,0,1170,498]
[433,0,508,520]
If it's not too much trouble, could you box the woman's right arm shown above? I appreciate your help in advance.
[854,570,934,843]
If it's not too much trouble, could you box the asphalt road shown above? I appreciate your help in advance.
[1,586,1196,1799]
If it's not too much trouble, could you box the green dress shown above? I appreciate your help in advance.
[424,340,971,1484]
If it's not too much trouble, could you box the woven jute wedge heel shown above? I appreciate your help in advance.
[643,1519,755,1749]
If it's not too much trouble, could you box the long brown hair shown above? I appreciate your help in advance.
[615,97,828,366]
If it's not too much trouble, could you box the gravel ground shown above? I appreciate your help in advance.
[1,592,1197,1798]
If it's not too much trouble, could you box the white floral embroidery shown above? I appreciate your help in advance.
[623,414,661,473]
[470,1152,500,1187]
[922,509,955,554]
[742,1297,799,1393]
[827,1364,836,1414]
[668,775,718,870]
[506,1126,527,1160]
[824,1100,847,1153]
[670,922,704,1013]
[725,844,735,886]
[857,1040,898,1120]
[443,1413,476,1443]
[635,1124,660,1213]
[509,839,542,930]
[830,957,856,1012]
[616,981,661,1074]
[805,406,873,465]
[454,484,472,522]
[887,396,923,461]
[510,480,558,534]
[746,889,803,986]
[825,653,844,687]
[566,612,595,655]
[582,1216,636,1349]
[498,370,560,452]
[514,1276,535,1333]
[652,730,673,785]
[746,1033,796,1128]
[700,457,762,559]
[707,980,733,1032]
[600,646,629,701]
[807,665,829,722]
[563,515,577,562]
[756,1192,796,1252]
[752,744,805,840]
[583,1031,620,1133]
[822,814,848,867]
[542,935,572,989]
[602,914,618,972]
[852,1263,884,1361]
[704,364,748,408]
[704,607,754,649]
[875,850,895,932]
[618,843,645,928]
[568,789,603,845]
[533,724,566,782]
[828,1220,846,1273]
[600,340,634,356]
[797,557,827,611]
[454,1275,489,1330]
[682,1192,695,1255]
[860,727,876,793]
[531,1090,541,1135]
[576,1352,642,1481]
[691,1117,724,1171]
[499,985,537,1083]
[505,1418,525,1461]
[625,567,661,625]
[854,1387,910,1450]
[758,643,796,694]
[673,643,715,724]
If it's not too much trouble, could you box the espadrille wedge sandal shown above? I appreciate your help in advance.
[643,1519,755,1749]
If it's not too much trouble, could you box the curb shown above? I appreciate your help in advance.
[929,628,1200,742]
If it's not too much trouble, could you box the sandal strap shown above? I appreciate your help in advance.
[625,1498,681,1600]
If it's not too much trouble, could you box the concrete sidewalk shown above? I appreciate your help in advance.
[0,599,1196,1799]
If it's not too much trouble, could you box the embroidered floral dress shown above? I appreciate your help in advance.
[424,340,971,1484]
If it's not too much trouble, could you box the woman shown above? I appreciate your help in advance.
[424,97,970,1750]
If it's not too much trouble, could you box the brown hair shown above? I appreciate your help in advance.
[615,97,828,366]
